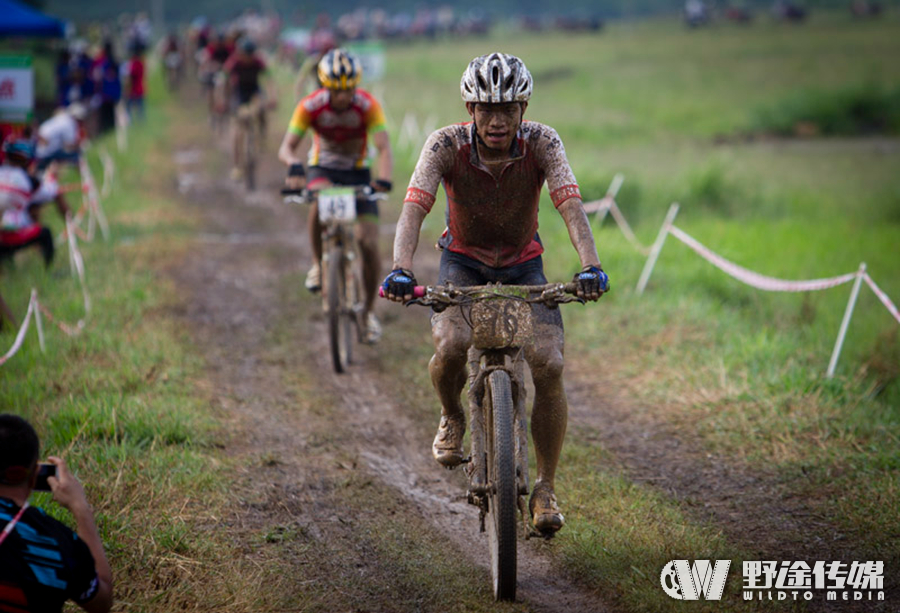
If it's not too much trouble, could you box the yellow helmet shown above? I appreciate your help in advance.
[317,48,362,90]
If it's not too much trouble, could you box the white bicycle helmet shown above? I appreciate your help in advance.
[318,48,362,90]
[460,52,533,103]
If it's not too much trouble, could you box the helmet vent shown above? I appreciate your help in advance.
[492,65,499,85]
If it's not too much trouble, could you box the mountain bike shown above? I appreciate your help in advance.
[283,185,385,373]
[164,51,183,91]
[397,282,583,601]
[203,70,228,135]
[235,100,262,191]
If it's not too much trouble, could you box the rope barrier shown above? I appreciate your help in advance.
[583,174,652,256]
[863,273,900,325]
[0,290,39,366]
[666,225,859,293]
[0,287,84,367]
[633,204,898,376]
[1,145,107,368]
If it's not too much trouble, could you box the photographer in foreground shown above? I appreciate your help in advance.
[0,414,113,613]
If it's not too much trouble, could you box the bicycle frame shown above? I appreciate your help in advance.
[396,283,582,600]
[283,185,383,372]
[465,311,531,531]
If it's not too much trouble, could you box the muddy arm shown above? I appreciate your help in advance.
[391,202,428,271]
[557,197,602,269]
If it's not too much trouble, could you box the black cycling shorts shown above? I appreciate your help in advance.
[434,250,563,330]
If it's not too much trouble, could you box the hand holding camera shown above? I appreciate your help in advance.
[43,457,91,515]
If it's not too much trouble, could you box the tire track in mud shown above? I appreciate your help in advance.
[169,120,611,612]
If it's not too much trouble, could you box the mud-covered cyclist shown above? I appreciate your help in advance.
[382,53,608,535]
[279,48,393,344]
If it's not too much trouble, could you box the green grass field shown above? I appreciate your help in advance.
[379,15,900,608]
[1,12,898,612]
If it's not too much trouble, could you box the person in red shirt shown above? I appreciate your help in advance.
[278,48,393,344]
[224,38,272,181]
[382,53,608,535]
[122,46,146,122]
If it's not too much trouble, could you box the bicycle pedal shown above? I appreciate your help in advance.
[526,529,556,541]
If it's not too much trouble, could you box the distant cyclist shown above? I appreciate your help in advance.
[224,37,271,181]
[278,48,393,344]
[198,32,233,121]
[382,53,608,535]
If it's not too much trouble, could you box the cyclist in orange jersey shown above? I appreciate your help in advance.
[279,48,393,344]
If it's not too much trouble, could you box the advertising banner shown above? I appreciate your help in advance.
[0,55,34,123]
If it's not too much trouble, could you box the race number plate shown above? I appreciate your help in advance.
[318,188,357,223]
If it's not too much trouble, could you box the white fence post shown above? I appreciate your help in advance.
[593,173,624,226]
[636,203,680,295]
[827,262,867,378]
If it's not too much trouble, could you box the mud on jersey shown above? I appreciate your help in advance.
[288,88,387,170]
[405,121,581,268]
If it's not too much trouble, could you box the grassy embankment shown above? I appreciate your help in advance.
[374,14,899,611]
[0,73,315,610]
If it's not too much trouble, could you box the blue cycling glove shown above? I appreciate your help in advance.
[382,268,417,300]
[573,265,609,298]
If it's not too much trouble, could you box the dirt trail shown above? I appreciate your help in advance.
[164,99,892,611]
[168,115,611,612]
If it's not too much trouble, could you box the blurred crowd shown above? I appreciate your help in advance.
[54,37,146,136]
[684,0,884,26]
[0,16,155,331]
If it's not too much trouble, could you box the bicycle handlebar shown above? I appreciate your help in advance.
[281,184,388,204]
[379,283,582,306]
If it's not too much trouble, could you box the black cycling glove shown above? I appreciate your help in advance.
[382,268,417,300]
[573,265,609,298]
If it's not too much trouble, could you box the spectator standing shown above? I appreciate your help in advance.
[122,47,146,122]
[95,42,120,134]
[54,49,72,107]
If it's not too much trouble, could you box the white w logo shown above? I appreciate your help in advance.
[660,560,731,600]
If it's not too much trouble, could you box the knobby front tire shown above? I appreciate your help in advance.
[244,126,256,192]
[326,245,350,373]
[344,255,361,353]
[487,369,517,601]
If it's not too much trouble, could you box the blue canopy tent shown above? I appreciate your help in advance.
[0,0,66,38]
